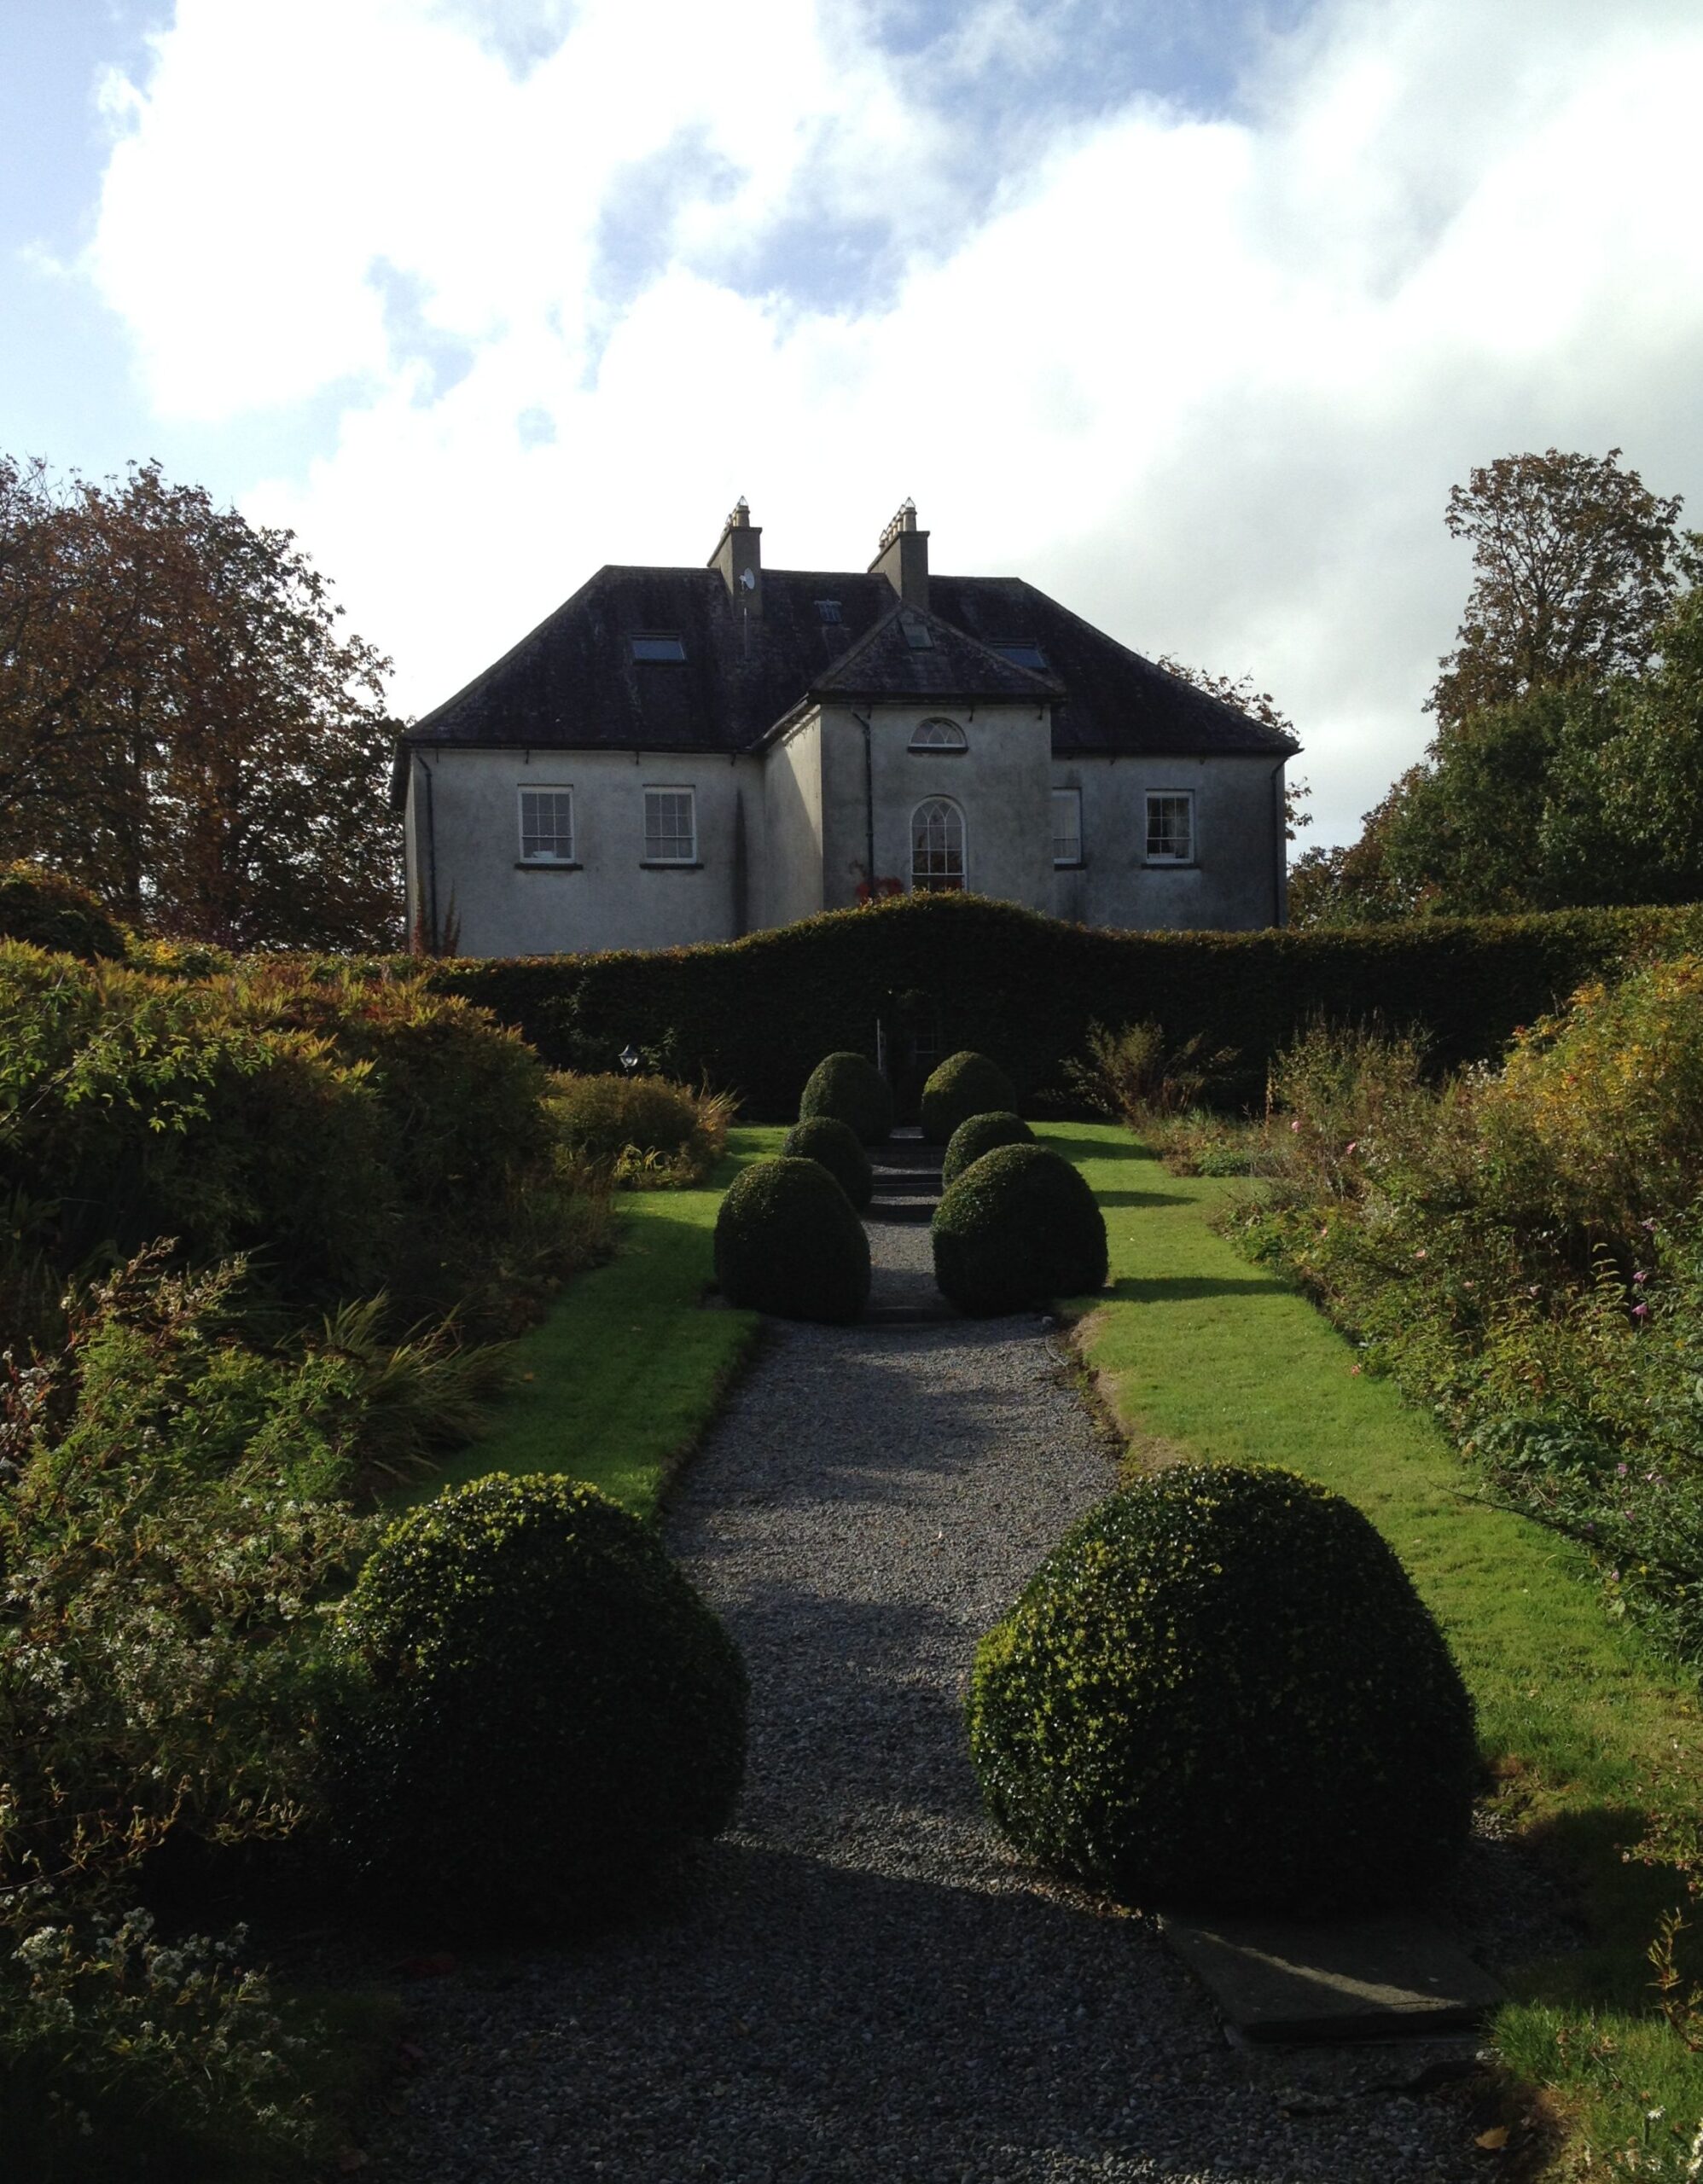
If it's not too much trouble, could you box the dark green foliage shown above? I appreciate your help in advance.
[0,1254,375,1907]
[932,1142,1107,1316]
[713,1155,870,1322]
[782,1114,874,1211]
[425,892,1703,1121]
[0,1910,326,2183]
[0,861,127,959]
[920,1050,1019,1144]
[798,1048,892,1145]
[967,1464,1479,1914]
[0,947,584,1343]
[940,1108,1034,1188]
[328,1472,747,1937]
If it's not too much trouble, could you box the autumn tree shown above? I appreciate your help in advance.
[1429,447,1683,731]
[0,455,401,950]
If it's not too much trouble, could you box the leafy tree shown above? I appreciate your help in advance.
[1430,447,1683,731]
[1293,452,1695,927]
[0,455,401,950]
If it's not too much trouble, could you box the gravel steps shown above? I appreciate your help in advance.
[363,1215,1492,2183]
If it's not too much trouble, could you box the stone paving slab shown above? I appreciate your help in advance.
[1158,1910,1504,2045]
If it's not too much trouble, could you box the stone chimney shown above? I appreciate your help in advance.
[708,497,762,616]
[869,497,928,609]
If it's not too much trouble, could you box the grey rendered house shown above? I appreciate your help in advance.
[396,500,1297,956]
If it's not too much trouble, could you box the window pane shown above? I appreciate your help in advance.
[911,798,964,892]
[520,787,573,861]
[644,788,695,861]
[1052,788,1082,864]
[1146,793,1193,860]
[910,717,966,749]
[631,634,686,661]
[993,641,1049,671]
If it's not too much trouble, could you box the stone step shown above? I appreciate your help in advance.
[868,1171,941,1197]
[868,1197,938,1225]
[862,1298,959,1327]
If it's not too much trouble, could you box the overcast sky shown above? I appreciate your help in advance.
[4,0,1700,847]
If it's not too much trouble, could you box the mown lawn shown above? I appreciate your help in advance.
[401,1124,788,1519]
[1047,1120,1703,2176]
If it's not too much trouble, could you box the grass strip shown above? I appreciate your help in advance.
[402,1125,785,1519]
[1046,1121,1703,2175]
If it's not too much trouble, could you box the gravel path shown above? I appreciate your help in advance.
[363,1213,1493,2183]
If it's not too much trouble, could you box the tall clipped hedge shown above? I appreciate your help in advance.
[424,892,1703,1121]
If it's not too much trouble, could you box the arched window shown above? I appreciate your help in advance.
[909,717,967,751]
[911,797,966,892]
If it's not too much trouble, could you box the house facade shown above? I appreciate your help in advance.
[397,502,1297,956]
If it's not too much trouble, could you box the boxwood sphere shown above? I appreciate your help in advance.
[799,1051,892,1147]
[328,1472,747,1936]
[714,1154,871,1321]
[782,1114,874,1211]
[940,1108,1035,1188]
[932,1141,1107,1315]
[968,1464,1479,1914]
[920,1050,1018,1145]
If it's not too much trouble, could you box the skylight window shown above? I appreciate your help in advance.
[630,634,685,662]
[992,641,1049,671]
[815,599,842,624]
[900,615,934,651]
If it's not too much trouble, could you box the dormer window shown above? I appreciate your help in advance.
[992,640,1049,671]
[630,633,685,661]
[910,717,967,751]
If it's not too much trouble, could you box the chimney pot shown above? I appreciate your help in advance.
[869,497,929,607]
[710,497,762,613]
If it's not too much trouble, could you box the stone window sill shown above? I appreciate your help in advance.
[514,858,581,870]
[1054,858,1085,870]
[639,859,704,870]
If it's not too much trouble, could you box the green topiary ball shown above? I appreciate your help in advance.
[920,1050,1018,1145]
[968,1464,1479,1914]
[714,1155,870,1321]
[782,1114,874,1211]
[799,1051,893,1147]
[940,1108,1035,1188]
[932,1142,1106,1315]
[327,1472,747,1937]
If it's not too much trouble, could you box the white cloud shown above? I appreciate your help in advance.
[84,0,1703,845]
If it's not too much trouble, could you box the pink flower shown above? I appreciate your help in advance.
[1617,1463,1630,1476]
[1633,1270,1649,1286]
[1631,1303,1651,1321]
[1414,1247,1427,1261]
[1290,1119,1301,1133]
[1345,1141,1359,1155]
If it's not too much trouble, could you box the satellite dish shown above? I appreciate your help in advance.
[738,566,757,591]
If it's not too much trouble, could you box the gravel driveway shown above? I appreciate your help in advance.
[364,1218,1485,2183]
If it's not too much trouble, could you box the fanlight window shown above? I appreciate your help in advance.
[910,717,967,751]
[911,797,965,892]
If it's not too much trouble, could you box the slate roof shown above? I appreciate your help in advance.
[400,564,1297,771]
